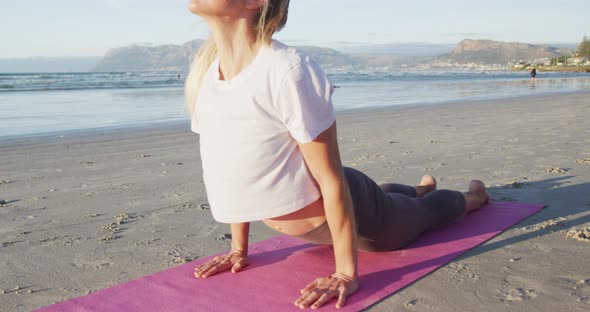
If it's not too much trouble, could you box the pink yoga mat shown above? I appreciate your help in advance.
[37,201,543,312]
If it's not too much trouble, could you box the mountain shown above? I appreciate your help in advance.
[92,41,363,72]
[0,57,101,73]
[92,40,432,72]
[441,39,571,64]
[93,40,203,72]
[89,39,575,72]
[277,46,433,68]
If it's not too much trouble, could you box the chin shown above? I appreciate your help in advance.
[187,0,201,15]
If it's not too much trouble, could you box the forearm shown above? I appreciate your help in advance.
[321,176,358,278]
[230,222,250,255]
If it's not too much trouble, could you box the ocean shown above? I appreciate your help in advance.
[1,70,590,138]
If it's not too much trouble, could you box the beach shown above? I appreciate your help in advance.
[1,92,590,311]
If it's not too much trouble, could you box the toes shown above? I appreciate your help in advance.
[468,180,489,204]
[420,175,437,188]
[468,180,485,192]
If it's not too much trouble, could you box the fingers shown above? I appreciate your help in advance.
[300,280,317,295]
[296,275,360,309]
[312,291,338,310]
[195,253,248,278]
[336,291,347,309]
[295,277,340,309]
[295,290,322,309]
[195,262,222,278]
[296,288,340,310]
[194,257,229,278]
[194,262,215,278]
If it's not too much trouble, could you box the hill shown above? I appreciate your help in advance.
[442,39,571,64]
[91,40,431,72]
[93,41,353,72]
[93,40,203,72]
[89,39,576,72]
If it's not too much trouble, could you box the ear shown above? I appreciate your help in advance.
[245,0,263,10]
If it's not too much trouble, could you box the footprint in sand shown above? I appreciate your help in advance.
[445,263,480,284]
[566,228,590,243]
[167,245,197,264]
[500,288,538,303]
[1,241,17,248]
[554,277,590,303]
[545,167,568,174]
[161,193,182,200]
[215,233,232,241]
[74,258,114,270]
[404,299,419,307]
[132,238,160,246]
[525,217,566,231]
[497,275,542,303]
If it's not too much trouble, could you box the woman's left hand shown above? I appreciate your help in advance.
[294,273,359,309]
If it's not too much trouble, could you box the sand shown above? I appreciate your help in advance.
[1,92,589,311]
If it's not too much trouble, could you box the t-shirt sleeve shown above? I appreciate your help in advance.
[190,117,200,134]
[274,58,336,143]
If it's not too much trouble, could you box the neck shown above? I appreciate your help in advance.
[208,18,264,80]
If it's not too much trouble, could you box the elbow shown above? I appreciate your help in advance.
[315,171,347,196]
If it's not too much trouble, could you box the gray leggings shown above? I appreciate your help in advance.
[294,167,466,252]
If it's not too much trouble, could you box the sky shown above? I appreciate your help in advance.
[0,0,588,58]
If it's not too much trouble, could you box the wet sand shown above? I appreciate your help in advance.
[1,92,589,311]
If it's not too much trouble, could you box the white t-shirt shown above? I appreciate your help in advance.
[191,40,336,223]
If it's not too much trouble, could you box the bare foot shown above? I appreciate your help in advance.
[416,175,437,197]
[464,180,490,213]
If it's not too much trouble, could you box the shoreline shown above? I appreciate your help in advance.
[514,66,590,73]
[1,92,590,311]
[3,89,590,143]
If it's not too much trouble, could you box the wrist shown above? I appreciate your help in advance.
[230,246,248,256]
[335,262,357,279]
[332,272,357,283]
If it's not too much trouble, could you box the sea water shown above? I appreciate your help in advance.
[1,70,589,137]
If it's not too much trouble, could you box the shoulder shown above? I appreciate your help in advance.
[263,40,325,81]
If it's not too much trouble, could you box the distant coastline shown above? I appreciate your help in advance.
[513,66,590,73]
[1,39,576,74]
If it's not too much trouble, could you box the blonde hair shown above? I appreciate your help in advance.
[184,0,290,116]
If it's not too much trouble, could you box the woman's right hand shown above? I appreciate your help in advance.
[194,250,249,278]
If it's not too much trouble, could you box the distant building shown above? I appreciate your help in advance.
[572,57,585,65]
[534,58,552,66]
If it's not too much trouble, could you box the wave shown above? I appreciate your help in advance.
[1,71,589,93]
[0,72,185,92]
[0,84,183,93]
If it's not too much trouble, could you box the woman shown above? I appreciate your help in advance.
[186,0,489,309]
